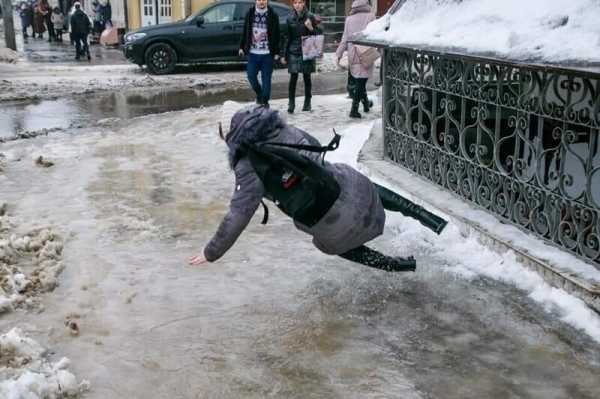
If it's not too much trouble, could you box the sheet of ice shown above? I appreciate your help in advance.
[328,116,600,343]
[364,0,600,63]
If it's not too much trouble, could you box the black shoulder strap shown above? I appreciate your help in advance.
[260,200,269,225]
[262,130,340,154]
[260,130,340,164]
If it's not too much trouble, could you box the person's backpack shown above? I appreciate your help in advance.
[240,132,341,227]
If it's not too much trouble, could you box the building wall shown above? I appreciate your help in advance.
[190,0,213,14]
[111,0,127,28]
[127,0,141,29]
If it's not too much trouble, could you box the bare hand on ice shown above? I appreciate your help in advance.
[189,254,207,266]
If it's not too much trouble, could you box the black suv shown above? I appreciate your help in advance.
[123,0,291,74]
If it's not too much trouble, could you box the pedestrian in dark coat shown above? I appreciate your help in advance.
[189,106,423,272]
[281,0,319,114]
[70,2,91,60]
[238,0,281,107]
[19,2,34,38]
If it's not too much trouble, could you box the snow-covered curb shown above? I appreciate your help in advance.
[0,328,90,398]
[354,118,600,343]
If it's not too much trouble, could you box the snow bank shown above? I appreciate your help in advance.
[0,48,18,64]
[0,328,89,399]
[364,0,600,63]
[0,214,65,313]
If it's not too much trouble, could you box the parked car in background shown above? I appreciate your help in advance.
[123,0,291,74]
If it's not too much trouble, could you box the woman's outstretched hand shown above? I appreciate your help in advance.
[189,253,207,266]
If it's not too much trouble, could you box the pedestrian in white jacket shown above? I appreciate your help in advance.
[51,7,65,42]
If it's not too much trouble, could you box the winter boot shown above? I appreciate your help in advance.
[288,84,296,114]
[349,100,362,119]
[339,245,417,272]
[302,96,311,112]
[362,96,373,113]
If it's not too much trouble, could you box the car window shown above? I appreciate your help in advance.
[273,6,291,20]
[234,3,252,21]
[202,3,236,24]
[233,3,290,22]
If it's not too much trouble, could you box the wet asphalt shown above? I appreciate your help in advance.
[0,31,376,139]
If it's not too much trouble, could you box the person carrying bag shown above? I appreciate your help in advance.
[281,0,321,114]
[336,0,376,118]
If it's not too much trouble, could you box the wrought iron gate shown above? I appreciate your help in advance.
[382,47,600,267]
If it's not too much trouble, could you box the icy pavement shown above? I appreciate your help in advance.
[0,94,599,398]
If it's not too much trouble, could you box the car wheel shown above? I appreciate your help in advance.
[145,43,177,75]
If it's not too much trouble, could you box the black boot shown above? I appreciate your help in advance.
[349,100,361,118]
[362,97,373,113]
[339,245,417,272]
[302,96,311,112]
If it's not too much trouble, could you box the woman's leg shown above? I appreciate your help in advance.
[374,183,448,234]
[246,53,263,104]
[288,72,298,113]
[302,72,312,111]
[361,78,372,113]
[339,245,416,272]
[350,77,367,118]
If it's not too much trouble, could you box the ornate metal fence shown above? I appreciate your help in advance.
[382,47,600,267]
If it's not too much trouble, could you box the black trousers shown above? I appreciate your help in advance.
[73,33,89,58]
[289,72,312,99]
[352,77,368,106]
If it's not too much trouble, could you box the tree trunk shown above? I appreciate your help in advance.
[2,0,16,51]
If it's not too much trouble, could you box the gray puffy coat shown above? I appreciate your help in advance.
[203,106,385,261]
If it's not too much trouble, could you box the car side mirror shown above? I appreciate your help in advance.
[196,16,204,27]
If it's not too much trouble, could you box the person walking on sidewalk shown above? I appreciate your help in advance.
[33,2,46,39]
[336,0,375,119]
[19,2,34,39]
[51,7,65,42]
[39,0,54,42]
[189,106,447,270]
[70,2,91,60]
[281,0,319,114]
[238,0,281,108]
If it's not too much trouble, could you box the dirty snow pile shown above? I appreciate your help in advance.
[0,214,65,313]
[0,48,18,64]
[364,0,600,63]
[0,328,90,398]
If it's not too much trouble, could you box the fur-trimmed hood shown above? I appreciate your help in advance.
[226,106,286,168]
